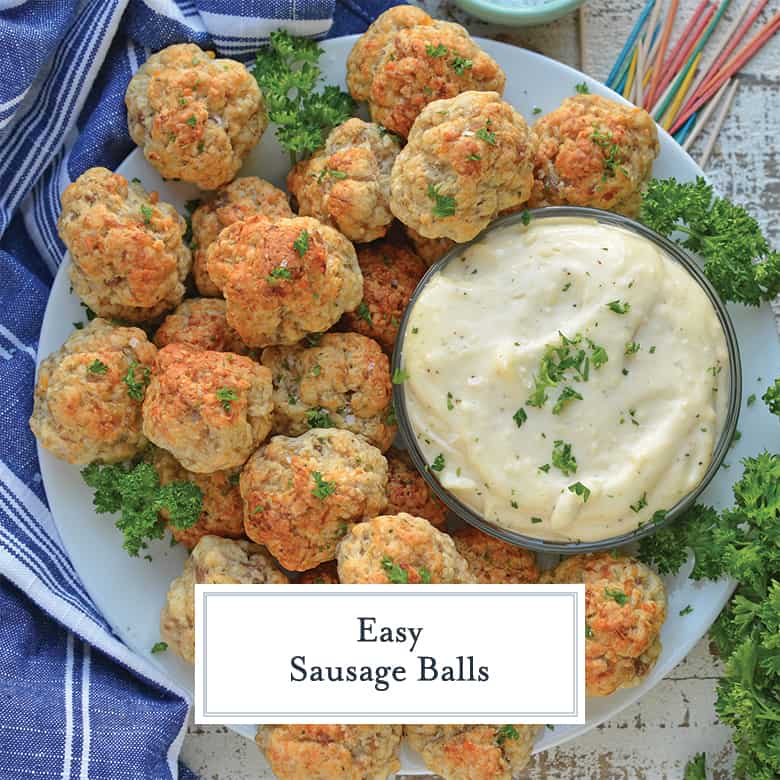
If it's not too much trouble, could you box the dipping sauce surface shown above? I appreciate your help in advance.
[401,217,729,543]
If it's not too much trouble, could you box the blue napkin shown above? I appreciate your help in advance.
[0,1,398,777]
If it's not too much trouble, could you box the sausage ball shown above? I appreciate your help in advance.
[256,724,403,780]
[206,215,363,348]
[125,43,267,190]
[30,319,156,464]
[240,429,388,571]
[405,724,540,780]
[346,6,505,138]
[287,119,401,243]
[142,344,273,473]
[337,513,470,584]
[153,298,249,354]
[385,448,446,529]
[190,177,293,296]
[545,552,667,696]
[339,240,426,353]
[530,94,659,217]
[261,332,396,453]
[452,526,539,584]
[390,91,536,242]
[160,535,287,663]
[297,561,340,585]
[148,447,244,549]
[58,168,190,322]
[403,224,455,266]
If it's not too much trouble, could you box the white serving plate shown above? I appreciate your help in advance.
[36,35,780,771]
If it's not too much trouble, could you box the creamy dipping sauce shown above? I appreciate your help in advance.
[401,217,729,543]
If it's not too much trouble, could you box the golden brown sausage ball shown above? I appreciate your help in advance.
[160,535,287,663]
[337,513,469,584]
[296,561,340,584]
[261,332,395,453]
[390,91,536,242]
[403,224,455,266]
[544,552,666,696]
[385,448,446,529]
[346,6,505,138]
[30,319,156,464]
[142,344,273,473]
[206,215,363,348]
[240,429,388,571]
[287,119,401,243]
[405,724,540,780]
[530,94,659,217]
[148,447,244,549]
[256,725,403,780]
[190,177,293,296]
[153,298,249,354]
[339,240,426,353]
[58,168,190,322]
[452,526,539,584]
[125,44,267,190]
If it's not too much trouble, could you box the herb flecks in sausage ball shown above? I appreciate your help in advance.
[390,91,536,242]
[287,119,401,243]
[240,429,388,572]
[256,724,403,780]
[339,240,426,353]
[452,526,539,584]
[160,535,287,663]
[206,215,363,348]
[148,447,244,549]
[262,332,395,452]
[30,319,156,465]
[142,344,273,473]
[190,177,293,296]
[58,168,190,322]
[337,513,469,584]
[125,44,267,190]
[385,449,447,529]
[530,94,659,217]
[346,5,505,138]
[544,552,667,696]
[153,298,249,354]
[405,724,541,780]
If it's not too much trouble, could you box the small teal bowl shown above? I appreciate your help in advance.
[454,0,585,26]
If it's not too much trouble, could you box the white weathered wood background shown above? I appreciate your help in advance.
[180,1,779,776]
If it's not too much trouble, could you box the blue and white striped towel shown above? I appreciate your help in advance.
[0,2,397,777]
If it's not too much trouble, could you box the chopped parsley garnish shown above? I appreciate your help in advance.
[649,345,657,354]
[293,229,310,256]
[356,301,373,324]
[123,360,150,402]
[747,393,756,407]
[382,555,409,584]
[253,505,264,514]
[467,153,482,161]
[510,500,519,509]
[140,204,153,224]
[427,183,456,218]
[533,106,543,115]
[450,55,472,75]
[575,81,590,94]
[679,604,694,616]
[419,567,432,584]
[520,210,531,225]
[311,364,321,376]
[625,342,641,356]
[447,392,455,411]
[585,623,593,638]
[318,167,347,181]
[552,386,583,415]
[88,359,108,375]
[531,516,543,523]
[268,266,292,282]
[538,464,551,473]
[186,116,197,127]
[425,43,448,57]
[311,471,336,500]
[630,492,648,513]
[568,481,591,502]
[216,387,239,412]
[604,587,629,605]
[385,404,397,426]
[151,641,168,653]
[392,368,410,384]
[430,454,445,472]
[475,127,497,145]
[495,725,520,745]
[562,281,572,292]
[763,379,780,416]
[606,299,631,314]
[513,408,527,427]
[306,408,334,428]
[552,439,578,476]
[590,128,627,181]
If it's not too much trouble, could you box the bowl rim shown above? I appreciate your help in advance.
[453,0,585,26]
[391,206,742,554]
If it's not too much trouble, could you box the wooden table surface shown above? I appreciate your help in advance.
[180,1,780,777]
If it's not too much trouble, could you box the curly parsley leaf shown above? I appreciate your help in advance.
[123,360,150,402]
[683,753,706,780]
[311,471,336,500]
[640,177,780,306]
[763,379,780,417]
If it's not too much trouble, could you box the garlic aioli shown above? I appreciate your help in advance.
[401,217,729,543]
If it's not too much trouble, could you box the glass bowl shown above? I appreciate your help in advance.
[392,206,742,554]
[453,0,586,27]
